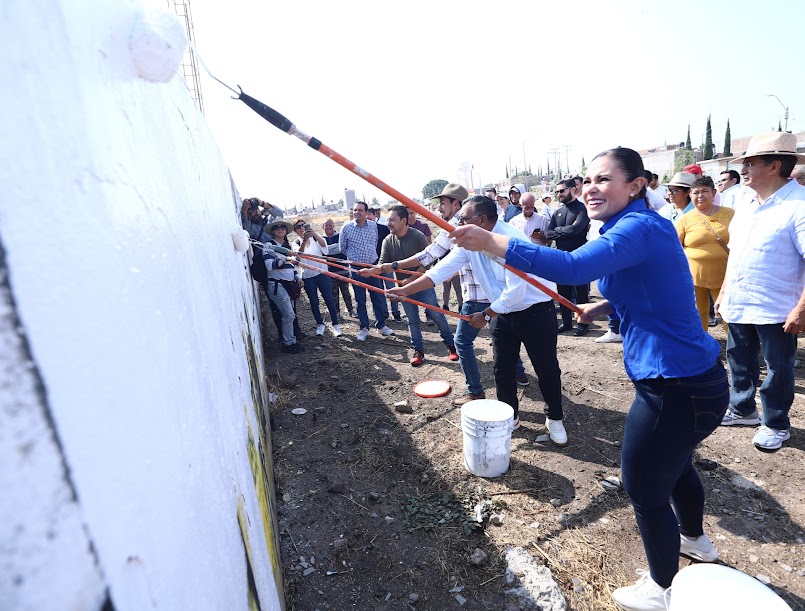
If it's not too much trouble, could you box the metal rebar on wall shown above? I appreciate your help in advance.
[167,0,204,115]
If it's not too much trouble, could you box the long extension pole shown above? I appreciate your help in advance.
[284,255,471,322]
[231,88,581,315]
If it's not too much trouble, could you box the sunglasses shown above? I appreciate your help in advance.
[294,224,305,229]
[555,188,569,193]
[667,187,687,195]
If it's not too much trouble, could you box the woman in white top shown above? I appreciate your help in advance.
[291,218,342,337]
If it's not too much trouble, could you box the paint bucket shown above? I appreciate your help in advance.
[460,400,514,478]
[669,564,791,610]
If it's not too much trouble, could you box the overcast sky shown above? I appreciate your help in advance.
[188,0,802,210]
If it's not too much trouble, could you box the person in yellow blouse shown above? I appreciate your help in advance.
[676,176,735,330]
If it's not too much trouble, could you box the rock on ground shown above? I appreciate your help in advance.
[503,546,567,611]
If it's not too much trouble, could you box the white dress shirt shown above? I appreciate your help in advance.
[509,212,549,243]
[646,188,667,211]
[720,180,805,324]
[719,184,751,209]
[425,220,557,314]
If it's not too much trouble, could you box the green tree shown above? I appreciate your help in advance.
[778,120,783,132]
[505,166,509,179]
[422,179,449,199]
[673,149,695,174]
[723,120,732,157]
[371,197,380,207]
[685,124,692,149]
[547,158,551,177]
[580,155,587,176]
[703,115,714,160]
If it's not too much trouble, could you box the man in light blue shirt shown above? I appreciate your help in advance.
[716,132,805,451]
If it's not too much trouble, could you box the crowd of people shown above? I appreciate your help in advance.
[243,132,805,610]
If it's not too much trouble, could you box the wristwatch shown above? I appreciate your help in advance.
[391,261,399,270]
[483,312,492,323]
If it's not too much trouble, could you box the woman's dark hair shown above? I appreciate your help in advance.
[691,176,715,190]
[592,147,648,204]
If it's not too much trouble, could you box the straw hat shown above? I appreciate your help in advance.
[731,131,805,164]
[267,218,293,232]
[433,183,469,202]
[667,172,697,188]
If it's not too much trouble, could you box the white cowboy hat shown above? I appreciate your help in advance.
[730,131,805,164]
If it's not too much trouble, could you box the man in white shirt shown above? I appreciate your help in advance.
[716,132,805,452]
[649,173,668,200]
[716,169,749,209]
[510,193,549,244]
[387,196,568,445]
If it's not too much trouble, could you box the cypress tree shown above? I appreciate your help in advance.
[685,124,692,149]
[723,120,732,157]
[704,115,714,160]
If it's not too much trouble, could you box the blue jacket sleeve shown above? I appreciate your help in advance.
[506,214,653,285]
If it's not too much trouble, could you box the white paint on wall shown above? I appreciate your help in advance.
[0,2,283,610]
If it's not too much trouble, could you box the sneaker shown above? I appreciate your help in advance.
[546,418,568,447]
[357,328,369,342]
[680,533,718,562]
[380,326,395,336]
[512,418,521,430]
[392,312,405,322]
[516,374,529,387]
[442,303,450,311]
[708,315,717,327]
[447,345,460,361]
[331,324,343,337]
[557,324,572,333]
[410,351,424,367]
[753,425,790,451]
[612,571,668,611]
[452,392,485,406]
[595,330,623,343]
[295,330,308,340]
[281,343,304,354]
[720,406,760,427]
[316,324,326,336]
[573,325,589,337]
[348,310,357,318]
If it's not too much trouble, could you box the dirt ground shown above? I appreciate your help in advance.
[260,224,805,610]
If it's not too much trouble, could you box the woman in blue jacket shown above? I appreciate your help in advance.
[450,147,728,611]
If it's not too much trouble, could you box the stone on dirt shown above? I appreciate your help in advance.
[327,481,345,493]
[332,539,347,552]
[490,513,504,526]
[503,546,567,610]
[394,399,413,413]
[470,548,488,566]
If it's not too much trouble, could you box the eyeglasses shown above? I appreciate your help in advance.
[667,187,687,195]
[716,179,728,184]
[294,224,305,229]
[457,214,481,225]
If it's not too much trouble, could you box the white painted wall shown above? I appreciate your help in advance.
[0,2,283,610]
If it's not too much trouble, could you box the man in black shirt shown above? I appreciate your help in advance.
[542,178,591,336]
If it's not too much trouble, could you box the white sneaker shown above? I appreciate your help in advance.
[680,533,718,562]
[379,326,395,336]
[546,418,568,447]
[753,425,790,451]
[720,406,760,427]
[612,571,668,611]
[331,324,342,337]
[595,330,623,343]
[316,324,325,336]
[357,328,369,342]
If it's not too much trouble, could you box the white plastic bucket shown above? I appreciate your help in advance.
[669,564,791,610]
[460,399,514,477]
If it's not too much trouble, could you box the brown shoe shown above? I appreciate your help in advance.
[452,392,485,406]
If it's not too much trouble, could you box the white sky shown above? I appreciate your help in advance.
[189,0,803,210]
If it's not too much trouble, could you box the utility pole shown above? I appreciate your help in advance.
[767,94,789,131]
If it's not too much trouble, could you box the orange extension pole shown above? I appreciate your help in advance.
[235,88,582,315]
[263,246,471,322]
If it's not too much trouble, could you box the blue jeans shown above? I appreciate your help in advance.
[608,314,621,334]
[454,301,526,397]
[401,288,454,353]
[349,271,388,330]
[264,280,297,346]
[726,323,796,430]
[303,273,340,325]
[622,361,728,588]
[381,272,400,317]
